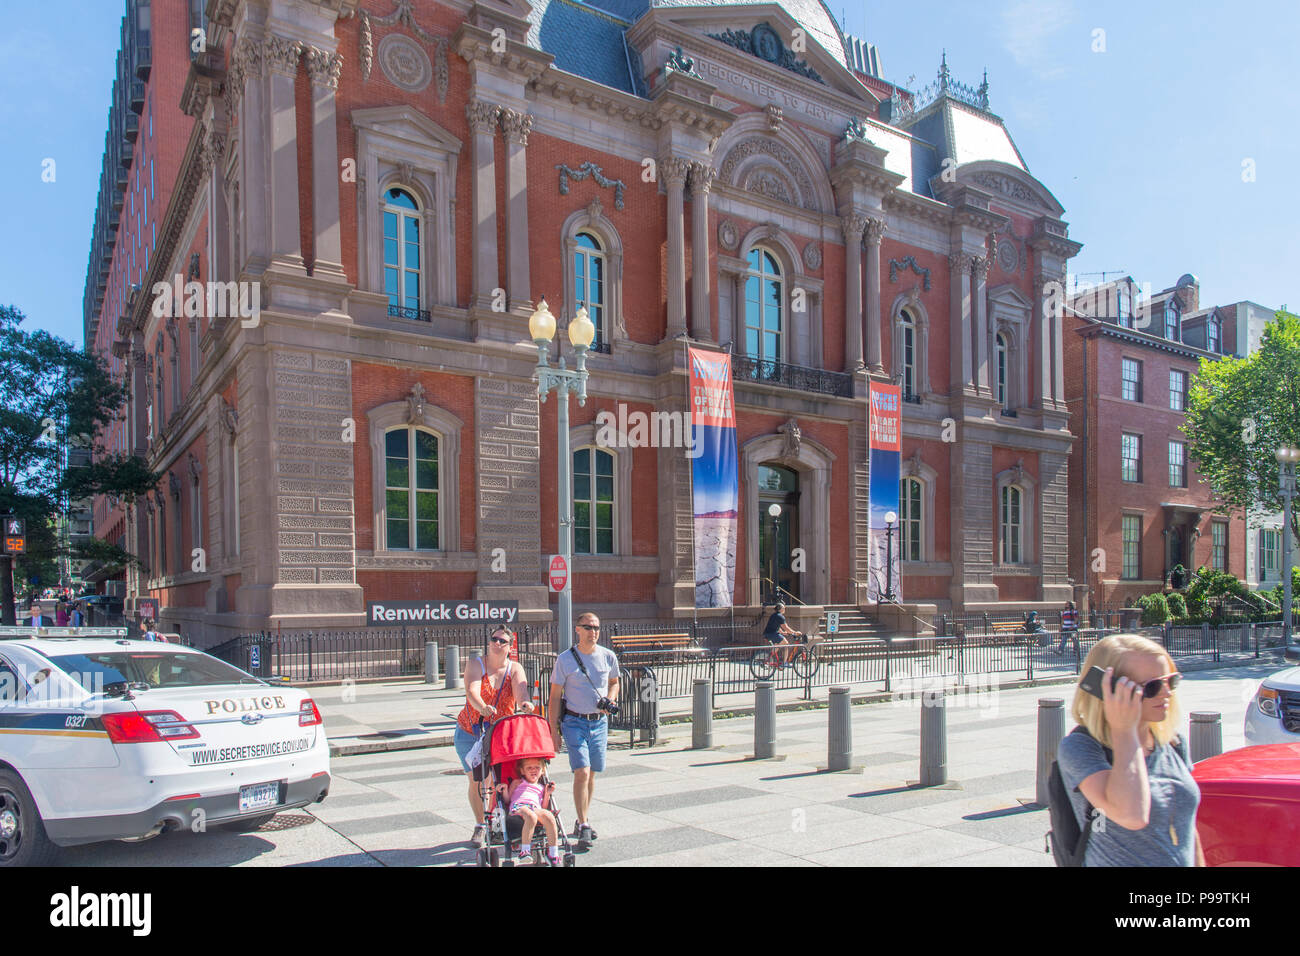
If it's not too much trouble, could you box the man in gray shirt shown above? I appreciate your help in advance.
[548,611,619,848]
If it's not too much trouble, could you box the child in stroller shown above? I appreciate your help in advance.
[477,713,576,867]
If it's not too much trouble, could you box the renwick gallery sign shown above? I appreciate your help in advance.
[693,54,847,126]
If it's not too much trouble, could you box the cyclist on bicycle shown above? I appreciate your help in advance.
[763,602,802,668]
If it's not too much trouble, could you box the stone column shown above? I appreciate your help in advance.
[689,162,715,341]
[1039,450,1071,601]
[265,35,304,269]
[466,99,502,310]
[305,46,344,274]
[842,213,866,372]
[662,156,692,338]
[1035,271,1053,409]
[500,108,534,314]
[864,218,885,373]
[949,253,973,393]
[231,34,268,269]
[1052,285,1066,408]
[973,255,990,397]
[131,336,149,456]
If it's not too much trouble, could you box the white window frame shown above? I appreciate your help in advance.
[562,205,626,353]
[571,444,617,556]
[1121,357,1142,402]
[1169,369,1187,411]
[1261,529,1281,579]
[1168,441,1187,488]
[1122,433,1142,483]
[382,425,440,551]
[1000,484,1024,564]
[381,186,424,316]
[1212,521,1227,571]
[1122,514,1142,579]
[365,398,463,555]
[743,245,784,363]
[890,297,931,399]
[899,476,924,562]
[1165,301,1180,341]
[995,332,1009,408]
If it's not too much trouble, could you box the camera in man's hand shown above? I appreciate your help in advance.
[597,696,620,716]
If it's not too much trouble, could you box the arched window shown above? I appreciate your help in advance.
[994,332,1009,409]
[1164,301,1180,342]
[899,476,923,562]
[574,232,606,351]
[744,247,783,363]
[384,426,439,550]
[1000,485,1023,564]
[900,309,917,400]
[1207,318,1220,353]
[573,447,614,555]
[383,187,423,317]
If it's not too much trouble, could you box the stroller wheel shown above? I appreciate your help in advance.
[532,848,543,865]
[476,847,488,868]
[489,848,502,868]
[563,853,576,867]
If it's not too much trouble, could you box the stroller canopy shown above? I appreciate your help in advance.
[489,713,556,766]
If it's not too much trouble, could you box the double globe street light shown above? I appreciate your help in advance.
[530,299,596,652]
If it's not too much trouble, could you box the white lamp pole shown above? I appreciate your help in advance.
[530,300,595,652]
[884,510,898,602]
[1277,446,1299,659]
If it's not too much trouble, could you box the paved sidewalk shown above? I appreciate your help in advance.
[306,662,1269,867]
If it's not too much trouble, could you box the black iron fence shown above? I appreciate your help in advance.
[933,607,1134,636]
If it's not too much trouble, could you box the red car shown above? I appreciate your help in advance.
[1193,743,1300,866]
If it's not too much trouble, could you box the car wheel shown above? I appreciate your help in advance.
[0,770,58,867]
[217,813,277,833]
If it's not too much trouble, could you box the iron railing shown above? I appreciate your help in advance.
[387,304,431,322]
[731,354,854,398]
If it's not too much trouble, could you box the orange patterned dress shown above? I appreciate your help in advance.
[456,660,518,734]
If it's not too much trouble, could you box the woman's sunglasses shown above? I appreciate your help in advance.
[489,634,512,645]
[1137,673,1181,698]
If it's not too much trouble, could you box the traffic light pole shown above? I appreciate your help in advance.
[0,553,14,626]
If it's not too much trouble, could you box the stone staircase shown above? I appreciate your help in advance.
[817,604,891,641]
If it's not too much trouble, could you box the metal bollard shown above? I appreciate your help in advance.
[425,642,439,684]
[1189,712,1223,763]
[828,685,852,771]
[754,682,776,758]
[691,679,713,749]
[445,644,461,691]
[919,691,947,786]
[1036,698,1066,805]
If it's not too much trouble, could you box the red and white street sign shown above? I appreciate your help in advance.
[547,554,569,593]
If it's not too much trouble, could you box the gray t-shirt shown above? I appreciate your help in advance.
[1057,729,1200,867]
[550,645,619,715]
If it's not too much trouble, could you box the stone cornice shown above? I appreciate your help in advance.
[452,22,551,82]
[649,87,735,139]
[533,71,658,129]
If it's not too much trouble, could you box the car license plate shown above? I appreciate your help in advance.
[238,781,281,813]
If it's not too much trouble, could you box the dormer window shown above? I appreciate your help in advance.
[1116,287,1131,327]
[1164,301,1180,342]
[1207,317,1220,353]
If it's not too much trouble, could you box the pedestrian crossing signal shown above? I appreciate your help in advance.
[4,537,24,554]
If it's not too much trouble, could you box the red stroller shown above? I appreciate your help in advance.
[475,713,576,867]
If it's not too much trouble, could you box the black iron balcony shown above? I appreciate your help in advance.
[388,304,431,322]
[590,340,611,355]
[902,391,923,404]
[732,354,854,398]
[1000,408,1018,418]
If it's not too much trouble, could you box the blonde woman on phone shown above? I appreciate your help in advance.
[1056,633,1203,866]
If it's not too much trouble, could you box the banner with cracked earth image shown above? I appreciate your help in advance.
[689,346,739,607]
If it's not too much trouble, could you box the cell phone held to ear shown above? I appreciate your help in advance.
[1079,665,1118,700]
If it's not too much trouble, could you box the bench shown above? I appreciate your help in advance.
[611,633,702,662]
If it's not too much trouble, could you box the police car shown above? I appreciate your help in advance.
[0,629,330,865]
[1245,663,1300,746]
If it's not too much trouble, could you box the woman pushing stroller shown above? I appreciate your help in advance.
[477,712,576,867]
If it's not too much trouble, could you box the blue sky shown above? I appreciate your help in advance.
[1,0,1297,348]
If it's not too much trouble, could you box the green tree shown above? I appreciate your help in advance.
[0,305,157,624]
[1183,311,1300,543]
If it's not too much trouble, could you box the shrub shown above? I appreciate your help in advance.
[1166,592,1188,619]
[1139,593,1171,626]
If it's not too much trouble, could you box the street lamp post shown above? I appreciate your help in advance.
[1277,446,1299,660]
[884,510,898,603]
[767,503,782,604]
[530,300,595,652]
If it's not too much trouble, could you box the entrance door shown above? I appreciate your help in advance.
[1167,527,1187,587]
[757,464,800,603]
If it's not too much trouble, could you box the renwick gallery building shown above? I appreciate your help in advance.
[84,0,1083,644]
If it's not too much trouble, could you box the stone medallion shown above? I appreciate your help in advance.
[378,33,431,93]
[997,238,1019,274]
[803,242,822,270]
[718,218,739,251]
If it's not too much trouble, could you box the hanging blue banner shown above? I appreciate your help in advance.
[868,382,903,604]
[689,346,739,607]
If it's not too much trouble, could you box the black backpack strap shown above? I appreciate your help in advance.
[1066,726,1113,864]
